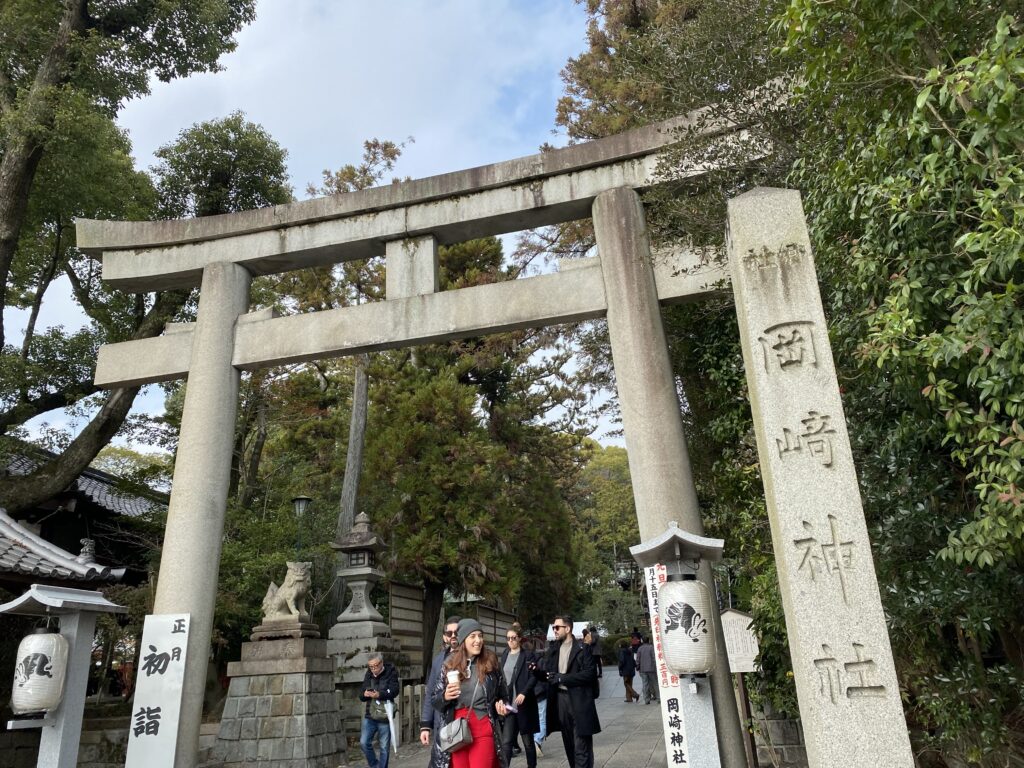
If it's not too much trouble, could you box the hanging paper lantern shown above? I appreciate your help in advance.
[11,630,69,714]
[658,576,717,675]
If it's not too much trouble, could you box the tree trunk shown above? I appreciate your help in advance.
[0,288,188,510]
[0,384,140,512]
[337,354,369,537]
[20,222,63,362]
[228,376,257,500]
[421,579,447,681]
[328,353,369,622]
[0,0,87,348]
[238,393,267,510]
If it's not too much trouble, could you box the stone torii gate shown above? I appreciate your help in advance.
[78,109,912,768]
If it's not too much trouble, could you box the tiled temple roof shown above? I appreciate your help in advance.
[5,449,164,518]
[0,509,125,583]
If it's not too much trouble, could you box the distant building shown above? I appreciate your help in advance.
[1,445,166,591]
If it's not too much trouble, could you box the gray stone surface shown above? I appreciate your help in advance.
[93,249,726,388]
[593,187,745,768]
[386,235,439,299]
[77,111,740,291]
[152,261,252,768]
[250,618,320,642]
[206,639,345,768]
[727,187,913,766]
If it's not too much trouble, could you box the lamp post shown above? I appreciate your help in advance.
[631,522,725,768]
[292,495,312,552]
[291,495,312,518]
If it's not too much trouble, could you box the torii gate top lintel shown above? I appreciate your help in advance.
[76,109,738,293]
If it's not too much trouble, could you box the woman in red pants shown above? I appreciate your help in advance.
[432,618,509,768]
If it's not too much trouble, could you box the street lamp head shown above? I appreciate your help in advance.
[291,495,313,518]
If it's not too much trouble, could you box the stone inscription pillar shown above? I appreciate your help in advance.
[726,187,913,766]
[593,187,745,768]
[153,261,251,768]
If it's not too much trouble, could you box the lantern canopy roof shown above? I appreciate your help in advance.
[630,521,724,567]
[0,584,126,617]
[331,512,384,554]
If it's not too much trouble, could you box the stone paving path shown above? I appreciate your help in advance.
[373,677,666,768]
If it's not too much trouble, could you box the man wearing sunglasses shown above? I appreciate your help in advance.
[420,616,462,752]
[530,616,601,768]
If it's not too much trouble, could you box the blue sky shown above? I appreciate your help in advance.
[17,1,615,449]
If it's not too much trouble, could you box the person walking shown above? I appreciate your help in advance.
[616,639,639,703]
[499,623,540,768]
[581,628,603,681]
[421,616,462,754]
[528,635,548,757]
[532,615,600,768]
[432,618,510,768]
[635,637,659,704]
[360,653,400,768]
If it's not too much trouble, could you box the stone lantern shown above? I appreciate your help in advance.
[326,512,404,740]
[329,512,386,631]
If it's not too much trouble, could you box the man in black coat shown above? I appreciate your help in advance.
[359,654,400,768]
[419,616,461,754]
[532,615,601,768]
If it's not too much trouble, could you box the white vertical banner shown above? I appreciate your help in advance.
[125,614,191,768]
[644,565,689,766]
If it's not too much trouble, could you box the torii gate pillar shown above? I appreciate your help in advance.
[594,187,745,767]
[154,261,251,764]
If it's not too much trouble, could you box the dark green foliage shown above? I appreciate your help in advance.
[0,0,258,511]
[556,0,1024,761]
[358,238,590,621]
[153,111,292,219]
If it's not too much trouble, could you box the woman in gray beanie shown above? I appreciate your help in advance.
[431,618,509,768]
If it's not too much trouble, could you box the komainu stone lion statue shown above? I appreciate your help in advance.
[261,561,312,620]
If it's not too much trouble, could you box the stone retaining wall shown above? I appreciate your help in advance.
[753,710,808,768]
[0,728,41,768]
[0,718,130,768]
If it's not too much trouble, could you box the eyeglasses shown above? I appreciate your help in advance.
[552,625,569,631]
[443,631,458,637]
[368,662,383,670]
[506,636,520,642]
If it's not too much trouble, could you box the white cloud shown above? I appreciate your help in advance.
[119,0,587,190]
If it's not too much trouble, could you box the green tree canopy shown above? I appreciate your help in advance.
[153,111,292,219]
[0,0,257,512]
[554,0,1024,761]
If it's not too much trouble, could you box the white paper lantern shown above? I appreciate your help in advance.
[11,630,69,714]
[658,577,717,675]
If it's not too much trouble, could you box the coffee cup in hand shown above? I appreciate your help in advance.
[446,670,461,684]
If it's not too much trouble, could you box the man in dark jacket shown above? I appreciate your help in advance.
[635,636,659,704]
[359,653,400,768]
[532,614,601,768]
[419,616,461,753]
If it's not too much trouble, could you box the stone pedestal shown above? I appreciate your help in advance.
[250,618,320,642]
[206,638,345,768]
[326,627,407,740]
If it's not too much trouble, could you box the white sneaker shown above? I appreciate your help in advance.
[536,742,544,757]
